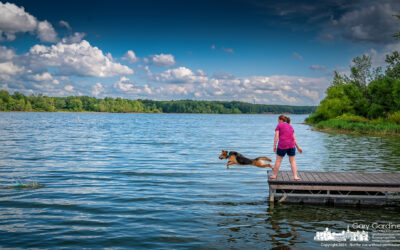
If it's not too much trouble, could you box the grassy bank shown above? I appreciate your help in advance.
[307,114,400,136]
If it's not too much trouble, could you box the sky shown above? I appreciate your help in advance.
[0,0,399,105]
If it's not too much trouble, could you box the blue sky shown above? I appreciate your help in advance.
[0,0,399,105]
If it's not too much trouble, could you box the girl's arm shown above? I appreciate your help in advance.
[293,132,303,153]
[273,130,279,152]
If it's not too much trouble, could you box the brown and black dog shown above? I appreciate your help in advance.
[219,150,273,169]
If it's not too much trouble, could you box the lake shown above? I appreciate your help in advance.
[0,112,399,249]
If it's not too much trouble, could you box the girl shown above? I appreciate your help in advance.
[270,115,302,181]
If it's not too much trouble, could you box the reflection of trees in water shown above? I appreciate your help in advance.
[266,204,400,248]
[320,133,400,172]
[206,200,400,248]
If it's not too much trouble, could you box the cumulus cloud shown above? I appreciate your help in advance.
[150,53,176,67]
[113,76,152,96]
[0,2,57,42]
[64,85,74,92]
[135,66,329,105]
[156,67,208,84]
[92,82,105,97]
[37,20,58,42]
[0,62,23,79]
[29,72,53,81]
[62,32,86,44]
[122,50,139,63]
[0,46,15,61]
[28,40,134,77]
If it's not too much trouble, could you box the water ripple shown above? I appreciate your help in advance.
[0,113,400,248]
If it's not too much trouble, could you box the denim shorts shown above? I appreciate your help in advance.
[277,147,296,157]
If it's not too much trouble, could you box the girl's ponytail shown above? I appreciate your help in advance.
[279,114,291,124]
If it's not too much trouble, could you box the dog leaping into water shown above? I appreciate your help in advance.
[219,150,273,169]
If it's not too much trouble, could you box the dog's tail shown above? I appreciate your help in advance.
[256,157,272,162]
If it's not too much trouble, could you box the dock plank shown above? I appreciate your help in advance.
[337,172,355,184]
[305,172,317,182]
[353,173,373,184]
[325,172,343,184]
[297,171,309,182]
[283,171,291,181]
[369,174,389,183]
[268,171,400,187]
[269,184,400,192]
[268,171,400,206]
[314,172,330,182]
[341,172,364,184]
[375,173,400,184]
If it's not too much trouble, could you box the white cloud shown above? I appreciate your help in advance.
[92,82,105,97]
[62,32,86,44]
[30,72,53,81]
[59,20,71,30]
[150,53,176,67]
[137,66,329,105]
[0,62,23,75]
[29,40,134,77]
[157,67,208,84]
[0,46,15,61]
[122,50,139,63]
[37,20,58,43]
[113,76,151,96]
[0,2,58,42]
[114,76,135,92]
[64,85,74,92]
[0,2,37,40]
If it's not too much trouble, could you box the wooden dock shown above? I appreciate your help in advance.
[268,170,400,206]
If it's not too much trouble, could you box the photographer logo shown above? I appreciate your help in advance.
[314,226,369,242]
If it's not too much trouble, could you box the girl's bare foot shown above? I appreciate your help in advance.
[294,177,300,181]
[270,175,276,180]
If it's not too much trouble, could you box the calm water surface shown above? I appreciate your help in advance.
[0,113,399,249]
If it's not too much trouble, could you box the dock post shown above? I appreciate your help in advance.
[269,188,275,202]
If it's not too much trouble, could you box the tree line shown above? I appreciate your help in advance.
[306,51,400,125]
[0,91,316,114]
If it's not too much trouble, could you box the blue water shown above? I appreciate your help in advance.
[0,113,399,249]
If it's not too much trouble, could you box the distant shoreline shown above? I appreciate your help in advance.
[0,90,317,115]
[0,110,311,115]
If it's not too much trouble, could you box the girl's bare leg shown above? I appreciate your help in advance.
[289,156,300,180]
[270,155,283,179]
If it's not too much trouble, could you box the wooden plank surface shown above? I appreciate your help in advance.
[267,170,400,187]
[269,184,400,192]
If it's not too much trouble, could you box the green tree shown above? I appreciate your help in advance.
[385,51,400,79]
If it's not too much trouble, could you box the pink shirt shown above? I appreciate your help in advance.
[275,122,295,149]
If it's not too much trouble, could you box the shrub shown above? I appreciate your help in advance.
[388,111,400,124]
[335,114,369,123]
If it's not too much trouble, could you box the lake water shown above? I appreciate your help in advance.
[0,112,399,249]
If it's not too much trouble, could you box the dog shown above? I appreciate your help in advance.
[219,150,273,169]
